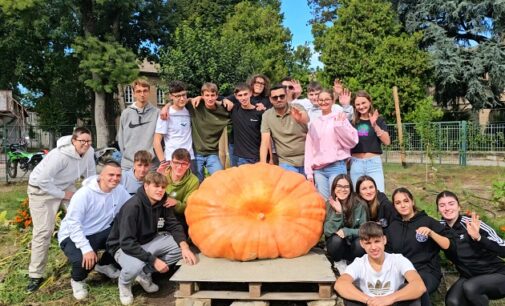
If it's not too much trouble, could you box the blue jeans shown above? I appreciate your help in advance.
[228,143,238,167]
[314,160,347,200]
[195,153,223,182]
[237,156,259,166]
[279,163,305,176]
[350,155,385,192]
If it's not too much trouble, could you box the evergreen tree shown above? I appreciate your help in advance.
[393,0,505,109]
[310,0,432,121]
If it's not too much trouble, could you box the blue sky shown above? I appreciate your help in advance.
[280,0,322,68]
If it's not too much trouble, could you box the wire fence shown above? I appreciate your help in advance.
[384,121,505,166]
[1,121,504,183]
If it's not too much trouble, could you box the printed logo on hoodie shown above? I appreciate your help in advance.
[416,232,428,242]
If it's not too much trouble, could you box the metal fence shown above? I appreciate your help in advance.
[383,121,505,166]
[1,121,505,183]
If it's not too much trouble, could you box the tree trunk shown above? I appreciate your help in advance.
[94,90,108,148]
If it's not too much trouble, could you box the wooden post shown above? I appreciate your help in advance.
[179,282,196,296]
[392,86,406,167]
[318,283,332,298]
[249,283,262,298]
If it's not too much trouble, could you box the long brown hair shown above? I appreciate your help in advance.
[356,175,379,220]
[247,74,270,97]
[331,174,362,227]
[352,90,375,125]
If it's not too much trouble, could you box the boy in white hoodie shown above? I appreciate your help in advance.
[27,127,96,292]
[58,160,131,300]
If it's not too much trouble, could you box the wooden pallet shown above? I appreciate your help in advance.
[171,250,337,303]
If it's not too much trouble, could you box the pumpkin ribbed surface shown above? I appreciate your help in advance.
[186,163,326,261]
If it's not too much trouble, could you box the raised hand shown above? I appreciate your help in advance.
[291,106,303,122]
[338,88,352,106]
[370,109,379,127]
[333,79,343,96]
[465,211,482,241]
[292,80,302,98]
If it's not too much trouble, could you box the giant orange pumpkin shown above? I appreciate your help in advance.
[185,163,326,261]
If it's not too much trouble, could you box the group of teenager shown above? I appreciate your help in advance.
[24,75,504,305]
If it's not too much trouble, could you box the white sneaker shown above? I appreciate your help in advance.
[95,264,120,279]
[70,279,88,300]
[135,272,159,293]
[334,260,348,275]
[118,282,133,305]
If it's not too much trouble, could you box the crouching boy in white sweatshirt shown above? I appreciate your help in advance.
[57,160,131,301]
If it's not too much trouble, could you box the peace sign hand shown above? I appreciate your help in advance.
[465,211,482,241]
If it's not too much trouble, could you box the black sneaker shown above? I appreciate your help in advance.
[27,277,43,293]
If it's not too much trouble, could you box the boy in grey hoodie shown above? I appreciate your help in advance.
[27,127,96,292]
[117,79,159,170]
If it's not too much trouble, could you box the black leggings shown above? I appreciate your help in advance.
[418,271,440,306]
[445,274,505,306]
[326,235,364,263]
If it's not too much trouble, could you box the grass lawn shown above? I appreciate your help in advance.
[0,164,503,305]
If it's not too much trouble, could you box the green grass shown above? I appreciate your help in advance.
[0,165,503,305]
[0,183,28,219]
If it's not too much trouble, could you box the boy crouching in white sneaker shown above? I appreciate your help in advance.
[106,171,197,305]
[57,160,131,300]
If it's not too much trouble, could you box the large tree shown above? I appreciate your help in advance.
[310,0,432,121]
[392,0,505,110]
[160,0,293,95]
[0,0,175,147]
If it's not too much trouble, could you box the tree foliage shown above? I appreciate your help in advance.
[392,0,505,109]
[73,36,139,94]
[311,0,432,121]
[160,0,293,95]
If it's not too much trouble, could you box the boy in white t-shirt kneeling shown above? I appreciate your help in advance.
[335,221,426,306]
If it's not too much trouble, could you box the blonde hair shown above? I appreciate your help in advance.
[201,82,218,94]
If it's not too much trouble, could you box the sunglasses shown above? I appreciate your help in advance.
[271,94,286,101]
[285,85,294,90]
[254,81,265,86]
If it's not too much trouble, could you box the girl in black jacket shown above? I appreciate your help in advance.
[385,187,454,306]
[437,190,505,306]
[356,175,395,228]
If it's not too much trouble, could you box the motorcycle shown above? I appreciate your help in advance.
[6,138,47,178]
[94,146,122,166]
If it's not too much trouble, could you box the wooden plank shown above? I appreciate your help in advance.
[318,284,332,299]
[179,282,196,296]
[175,290,337,301]
[171,251,335,283]
[249,283,262,298]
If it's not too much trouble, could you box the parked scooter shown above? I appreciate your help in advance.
[6,137,47,178]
